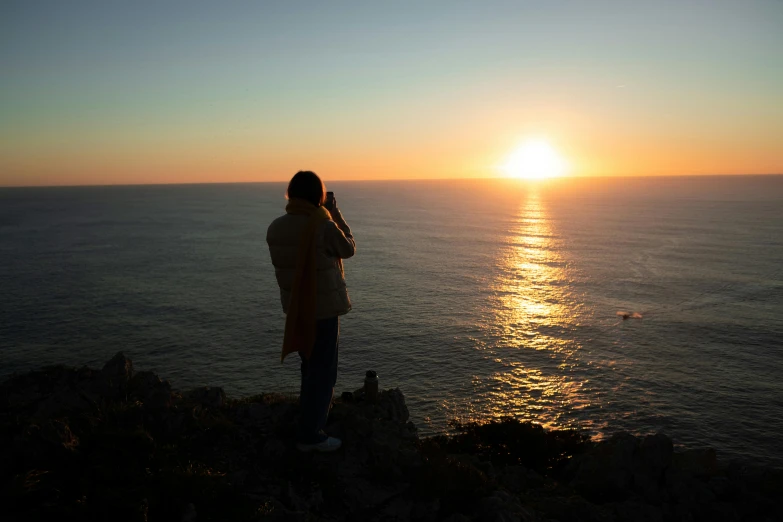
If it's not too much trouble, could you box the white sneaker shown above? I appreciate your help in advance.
[296,437,342,453]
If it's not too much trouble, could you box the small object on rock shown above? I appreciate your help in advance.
[341,391,354,403]
[365,370,379,403]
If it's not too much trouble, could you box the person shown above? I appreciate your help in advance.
[266,171,355,452]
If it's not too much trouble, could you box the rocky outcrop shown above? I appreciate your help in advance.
[1,354,781,522]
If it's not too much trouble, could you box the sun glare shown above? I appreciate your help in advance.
[503,140,568,180]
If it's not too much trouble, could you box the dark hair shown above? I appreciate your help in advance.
[286,171,326,207]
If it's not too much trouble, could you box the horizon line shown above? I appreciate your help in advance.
[1,172,782,189]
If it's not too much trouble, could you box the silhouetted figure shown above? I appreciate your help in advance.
[266,171,355,452]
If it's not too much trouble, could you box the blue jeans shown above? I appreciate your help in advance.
[298,316,339,444]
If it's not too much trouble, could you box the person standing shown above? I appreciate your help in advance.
[266,171,355,452]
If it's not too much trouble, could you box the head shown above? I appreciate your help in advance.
[286,170,326,207]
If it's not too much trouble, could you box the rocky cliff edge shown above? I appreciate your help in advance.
[1,353,781,522]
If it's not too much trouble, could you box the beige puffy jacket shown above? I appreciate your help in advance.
[266,207,355,319]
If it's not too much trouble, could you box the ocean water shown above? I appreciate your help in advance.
[1,176,782,467]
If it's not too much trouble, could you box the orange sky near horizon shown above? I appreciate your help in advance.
[4,111,779,187]
[1,2,781,187]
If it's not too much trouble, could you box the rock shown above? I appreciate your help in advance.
[286,481,319,513]
[637,433,673,477]
[441,514,471,522]
[633,469,662,504]
[129,371,163,399]
[630,433,673,504]
[534,495,607,522]
[411,498,440,522]
[378,388,410,423]
[673,448,718,477]
[402,420,419,440]
[263,438,287,462]
[570,432,639,501]
[476,490,537,522]
[128,371,173,409]
[708,475,735,500]
[32,388,94,420]
[525,468,544,488]
[499,465,529,492]
[227,469,249,487]
[472,456,497,481]
[341,483,408,520]
[40,419,79,452]
[377,495,414,521]
[665,469,716,513]
[100,352,133,397]
[188,386,226,409]
[181,502,196,522]
[7,384,42,409]
[240,401,272,428]
[14,419,80,466]
[150,383,174,410]
[614,499,663,522]
[8,357,783,522]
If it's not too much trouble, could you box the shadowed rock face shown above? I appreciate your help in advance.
[1,354,781,522]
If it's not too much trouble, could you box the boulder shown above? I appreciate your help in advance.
[100,352,134,397]
[707,475,735,500]
[614,499,664,522]
[262,438,287,463]
[32,388,94,420]
[477,490,538,522]
[128,371,162,399]
[630,433,674,504]
[411,498,440,522]
[7,383,43,409]
[673,448,718,477]
[376,494,414,521]
[129,371,173,410]
[378,388,410,423]
[499,465,529,493]
[570,432,639,501]
[637,433,673,477]
[188,386,226,409]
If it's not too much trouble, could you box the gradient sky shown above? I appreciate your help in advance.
[1,0,781,186]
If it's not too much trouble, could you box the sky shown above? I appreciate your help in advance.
[1,0,781,186]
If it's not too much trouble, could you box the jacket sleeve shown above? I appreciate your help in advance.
[324,209,356,259]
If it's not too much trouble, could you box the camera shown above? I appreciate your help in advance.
[324,191,335,210]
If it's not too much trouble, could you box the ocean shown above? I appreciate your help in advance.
[1,176,782,467]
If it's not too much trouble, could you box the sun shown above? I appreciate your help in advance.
[502,139,568,180]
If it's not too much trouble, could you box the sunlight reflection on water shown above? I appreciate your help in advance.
[447,189,600,432]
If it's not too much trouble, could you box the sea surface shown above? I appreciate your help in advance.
[1,176,782,467]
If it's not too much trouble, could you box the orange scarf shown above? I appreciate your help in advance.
[281,198,332,362]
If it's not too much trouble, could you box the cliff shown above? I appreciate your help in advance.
[1,353,780,522]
